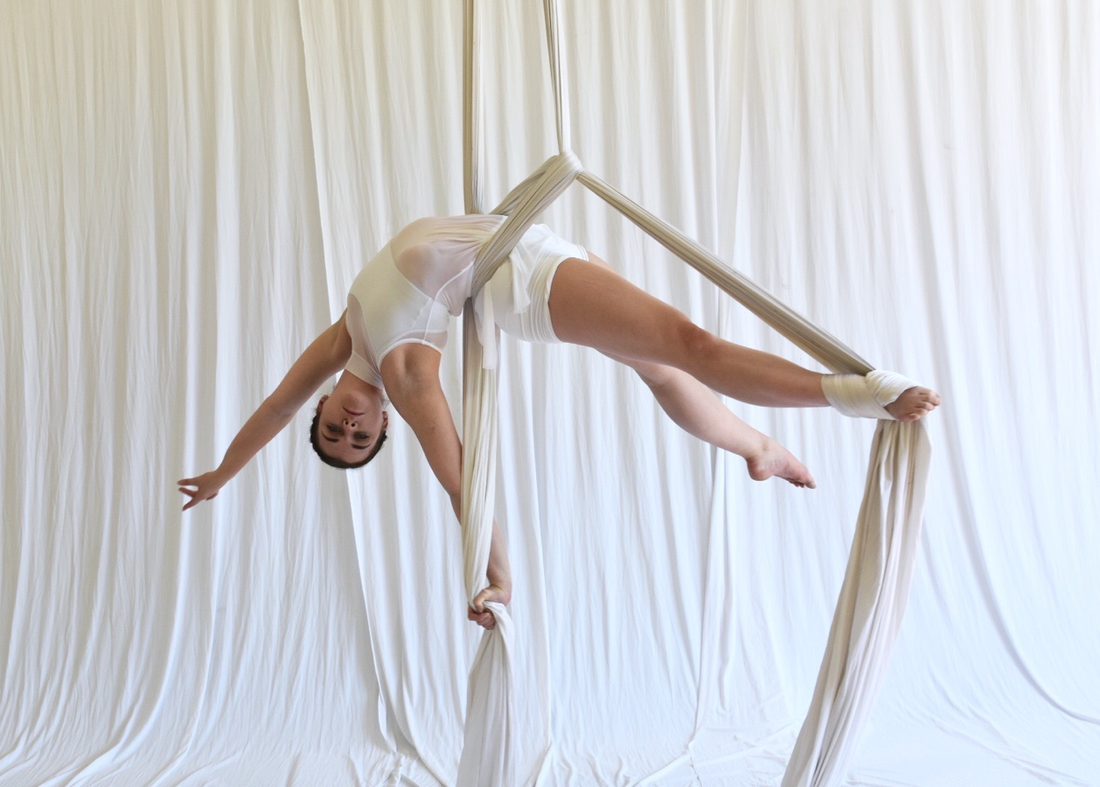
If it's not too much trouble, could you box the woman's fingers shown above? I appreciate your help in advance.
[179,473,222,512]
[182,496,208,511]
[467,605,496,629]
[180,487,217,511]
[467,585,511,628]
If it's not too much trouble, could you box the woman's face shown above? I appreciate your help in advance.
[315,384,387,464]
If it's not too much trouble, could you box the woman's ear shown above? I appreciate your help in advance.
[317,394,329,413]
[382,410,389,429]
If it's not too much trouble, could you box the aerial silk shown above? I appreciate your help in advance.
[455,1,932,785]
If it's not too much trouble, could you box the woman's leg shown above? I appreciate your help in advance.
[550,253,816,486]
[607,354,816,487]
[549,255,829,408]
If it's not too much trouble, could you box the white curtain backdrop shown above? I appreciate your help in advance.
[2,1,1098,784]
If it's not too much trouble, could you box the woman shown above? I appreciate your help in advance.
[178,216,940,629]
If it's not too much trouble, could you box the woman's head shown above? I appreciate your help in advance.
[310,376,389,469]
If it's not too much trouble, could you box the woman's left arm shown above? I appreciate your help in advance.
[388,370,512,629]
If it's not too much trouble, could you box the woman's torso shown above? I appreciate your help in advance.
[344,215,507,388]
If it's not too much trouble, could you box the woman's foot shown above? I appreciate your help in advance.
[746,436,817,489]
[884,386,942,422]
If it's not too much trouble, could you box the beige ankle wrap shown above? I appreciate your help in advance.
[822,370,917,419]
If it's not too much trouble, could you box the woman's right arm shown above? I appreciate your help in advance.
[178,312,352,511]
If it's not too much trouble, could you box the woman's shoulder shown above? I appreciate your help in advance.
[379,343,443,399]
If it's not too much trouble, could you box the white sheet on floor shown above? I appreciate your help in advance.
[1,2,1099,785]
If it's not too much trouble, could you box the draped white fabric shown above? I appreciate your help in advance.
[2,1,1099,785]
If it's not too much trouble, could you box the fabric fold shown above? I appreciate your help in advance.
[456,601,516,786]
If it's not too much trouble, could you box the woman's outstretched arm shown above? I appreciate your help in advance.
[178,312,352,511]
[385,357,512,630]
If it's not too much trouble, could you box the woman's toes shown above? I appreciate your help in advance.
[883,385,942,421]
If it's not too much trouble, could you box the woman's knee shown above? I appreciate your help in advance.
[667,316,719,367]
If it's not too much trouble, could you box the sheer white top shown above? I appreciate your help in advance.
[344,215,508,388]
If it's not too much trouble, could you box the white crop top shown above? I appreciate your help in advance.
[344,214,508,388]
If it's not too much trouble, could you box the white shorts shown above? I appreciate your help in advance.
[485,223,588,344]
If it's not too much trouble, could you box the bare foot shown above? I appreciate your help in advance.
[884,386,942,422]
[746,436,817,489]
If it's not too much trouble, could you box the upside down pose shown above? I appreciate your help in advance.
[179,216,941,629]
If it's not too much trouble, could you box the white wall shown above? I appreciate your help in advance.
[1,1,1097,783]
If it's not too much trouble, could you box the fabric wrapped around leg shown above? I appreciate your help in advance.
[822,370,918,420]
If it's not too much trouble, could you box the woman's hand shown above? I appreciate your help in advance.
[468,582,512,630]
[177,471,228,512]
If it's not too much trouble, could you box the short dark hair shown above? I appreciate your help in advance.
[309,408,388,469]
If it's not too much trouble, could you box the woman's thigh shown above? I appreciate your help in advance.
[547,252,710,366]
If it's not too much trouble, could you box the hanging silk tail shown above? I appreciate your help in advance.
[782,419,932,786]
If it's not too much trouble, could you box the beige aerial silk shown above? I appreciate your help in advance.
[456,1,932,785]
